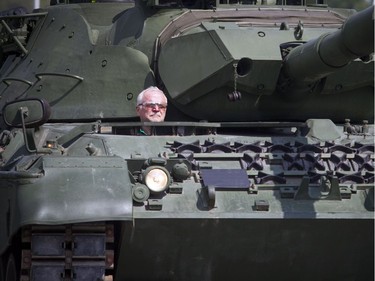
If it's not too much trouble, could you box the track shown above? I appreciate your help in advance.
[18,223,114,281]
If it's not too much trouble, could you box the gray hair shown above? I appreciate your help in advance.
[136,86,166,106]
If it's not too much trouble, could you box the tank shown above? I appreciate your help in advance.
[0,0,373,280]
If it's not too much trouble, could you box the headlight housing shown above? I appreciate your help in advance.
[143,166,171,193]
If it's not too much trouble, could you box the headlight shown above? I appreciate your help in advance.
[143,166,170,193]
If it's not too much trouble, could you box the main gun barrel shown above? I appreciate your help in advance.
[282,5,374,83]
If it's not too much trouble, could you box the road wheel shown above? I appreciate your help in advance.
[4,254,18,281]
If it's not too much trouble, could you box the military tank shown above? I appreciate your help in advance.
[0,0,373,280]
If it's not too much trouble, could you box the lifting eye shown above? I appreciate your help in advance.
[143,166,171,193]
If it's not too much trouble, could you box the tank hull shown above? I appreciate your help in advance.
[117,218,374,281]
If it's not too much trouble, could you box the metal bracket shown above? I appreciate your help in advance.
[147,199,163,211]
[206,186,216,209]
[294,20,304,40]
[294,176,342,200]
[168,184,183,194]
[254,199,269,211]
[280,187,296,198]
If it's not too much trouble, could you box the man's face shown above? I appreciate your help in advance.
[136,91,167,122]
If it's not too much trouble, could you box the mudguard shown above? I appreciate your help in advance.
[0,155,133,254]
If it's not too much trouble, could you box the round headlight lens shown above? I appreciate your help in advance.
[144,167,170,193]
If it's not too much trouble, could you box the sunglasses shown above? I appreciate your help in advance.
[139,102,167,110]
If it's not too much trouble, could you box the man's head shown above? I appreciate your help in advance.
[136,86,168,122]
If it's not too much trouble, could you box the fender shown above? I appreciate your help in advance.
[0,155,133,254]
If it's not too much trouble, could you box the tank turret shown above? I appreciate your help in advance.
[157,4,374,122]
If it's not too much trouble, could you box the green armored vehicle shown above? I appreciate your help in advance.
[0,0,373,280]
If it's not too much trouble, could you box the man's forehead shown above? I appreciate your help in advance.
[144,91,166,101]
